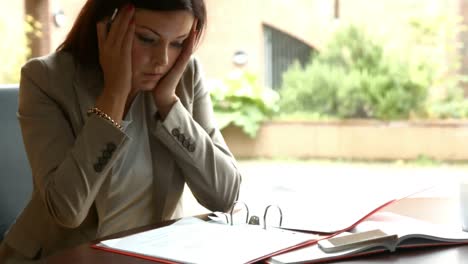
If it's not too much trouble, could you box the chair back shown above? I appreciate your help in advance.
[0,85,32,241]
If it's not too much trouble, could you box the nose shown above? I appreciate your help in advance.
[152,44,169,67]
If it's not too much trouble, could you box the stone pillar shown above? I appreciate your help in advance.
[24,0,51,58]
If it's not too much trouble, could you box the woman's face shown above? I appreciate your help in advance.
[131,9,194,93]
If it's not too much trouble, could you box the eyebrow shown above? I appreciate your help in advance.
[137,25,189,39]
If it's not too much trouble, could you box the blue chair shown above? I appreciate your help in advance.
[0,85,32,241]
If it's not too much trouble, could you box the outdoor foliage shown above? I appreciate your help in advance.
[407,14,468,119]
[0,15,40,84]
[278,24,432,120]
[209,70,279,137]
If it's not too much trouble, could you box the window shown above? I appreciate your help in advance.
[263,25,316,90]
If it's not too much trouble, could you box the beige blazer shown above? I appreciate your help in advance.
[1,51,241,260]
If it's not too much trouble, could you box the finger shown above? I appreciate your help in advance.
[190,31,200,53]
[191,20,199,39]
[115,6,135,49]
[105,8,122,44]
[177,20,198,60]
[161,20,199,81]
[107,8,118,32]
[96,21,107,53]
[168,50,192,80]
[106,6,126,44]
[122,18,135,58]
[108,5,134,48]
[188,19,199,53]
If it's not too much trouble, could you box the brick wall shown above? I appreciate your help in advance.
[12,0,468,90]
[196,0,325,84]
[49,0,86,52]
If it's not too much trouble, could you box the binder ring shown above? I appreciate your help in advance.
[263,205,283,230]
[229,201,250,226]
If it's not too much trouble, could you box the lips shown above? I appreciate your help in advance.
[142,73,163,81]
[144,73,163,76]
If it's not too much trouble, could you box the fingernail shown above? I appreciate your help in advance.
[127,4,134,11]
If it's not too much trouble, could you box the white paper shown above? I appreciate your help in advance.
[99,217,318,264]
[268,212,468,264]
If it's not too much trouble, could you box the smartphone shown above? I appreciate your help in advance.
[318,229,397,253]
[106,8,119,32]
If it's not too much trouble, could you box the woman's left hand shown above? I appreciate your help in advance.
[152,20,199,119]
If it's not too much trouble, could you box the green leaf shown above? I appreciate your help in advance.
[209,70,279,137]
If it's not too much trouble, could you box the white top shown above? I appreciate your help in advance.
[96,93,156,237]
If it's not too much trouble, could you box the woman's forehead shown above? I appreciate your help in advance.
[134,9,194,34]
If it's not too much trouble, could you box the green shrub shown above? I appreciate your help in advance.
[427,100,468,118]
[407,14,468,119]
[209,70,279,138]
[279,24,431,120]
[426,84,468,118]
[279,61,342,115]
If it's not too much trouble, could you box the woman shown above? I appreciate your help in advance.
[0,0,241,261]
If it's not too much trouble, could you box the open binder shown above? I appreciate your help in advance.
[211,186,427,234]
[91,202,319,264]
[267,211,468,263]
[91,185,436,263]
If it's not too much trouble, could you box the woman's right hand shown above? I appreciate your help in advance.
[95,4,135,123]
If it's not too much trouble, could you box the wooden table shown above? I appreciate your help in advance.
[44,197,468,264]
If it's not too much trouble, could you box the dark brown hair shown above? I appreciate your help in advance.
[57,0,207,66]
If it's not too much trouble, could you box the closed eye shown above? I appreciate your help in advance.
[171,41,184,48]
[136,33,155,44]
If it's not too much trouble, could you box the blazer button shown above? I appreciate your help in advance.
[178,134,185,142]
[94,163,103,173]
[98,157,108,165]
[183,138,191,148]
[106,142,117,152]
[188,144,196,153]
[102,150,112,159]
[172,128,180,137]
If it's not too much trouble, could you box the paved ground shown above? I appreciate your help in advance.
[182,160,468,219]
